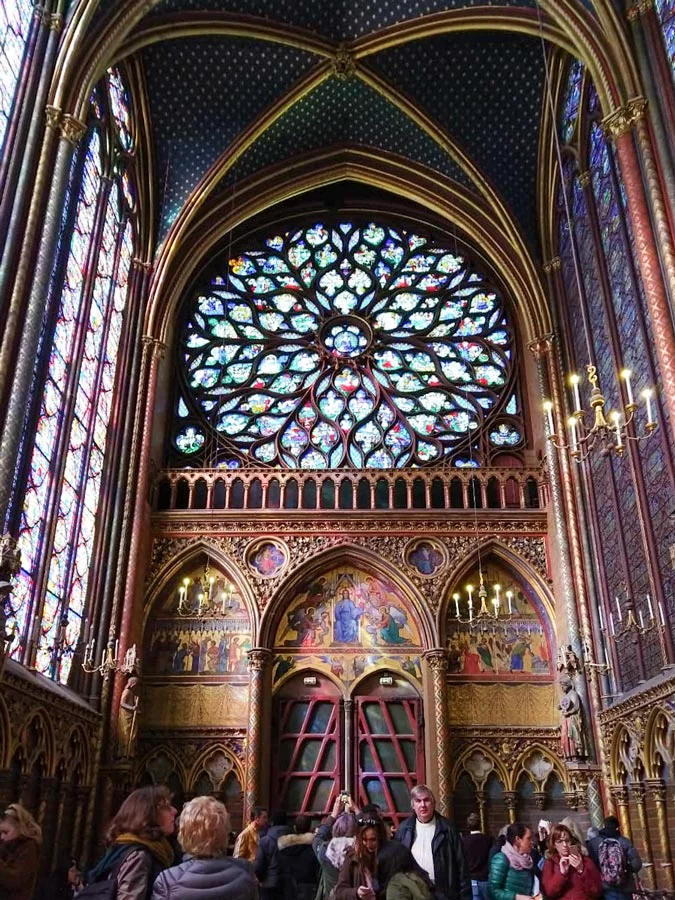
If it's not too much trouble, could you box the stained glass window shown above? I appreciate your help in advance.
[656,0,675,87]
[6,68,136,682]
[560,58,583,143]
[175,222,520,469]
[0,0,34,154]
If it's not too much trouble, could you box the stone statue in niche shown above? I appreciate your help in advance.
[116,675,140,759]
[558,674,587,759]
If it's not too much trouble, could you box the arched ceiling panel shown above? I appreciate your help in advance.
[141,36,318,236]
[372,30,545,251]
[214,76,475,200]
[144,0,595,39]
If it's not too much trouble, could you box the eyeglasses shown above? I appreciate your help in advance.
[555,838,572,845]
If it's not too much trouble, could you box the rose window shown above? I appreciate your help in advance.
[174,221,522,468]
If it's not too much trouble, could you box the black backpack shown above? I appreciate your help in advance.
[77,846,140,900]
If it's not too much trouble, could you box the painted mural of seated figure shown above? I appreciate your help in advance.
[334,587,364,643]
[379,602,409,644]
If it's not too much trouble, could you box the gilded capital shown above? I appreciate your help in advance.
[247,648,272,671]
[609,784,630,805]
[542,258,561,275]
[49,12,64,30]
[627,0,655,20]
[645,778,667,802]
[132,257,153,272]
[141,335,167,360]
[602,98,648,139]
[332,44,355,80]
[577,170,592,188]
[528,333,555,361]
[45,105,61,130]
[423,648,448,673]
[60,114,88,146]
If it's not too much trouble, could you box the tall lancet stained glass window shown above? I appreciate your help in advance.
[0,0,35,154]
[173,222,523,470]
[656,0,675,87]
[8,68,136,682]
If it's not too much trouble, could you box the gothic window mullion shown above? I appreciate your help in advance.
[31,170,114,674]
[47,199,126,681]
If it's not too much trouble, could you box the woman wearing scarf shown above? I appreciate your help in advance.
[86,786,177,900]
[541,824,601,900]
[488,823,542,900]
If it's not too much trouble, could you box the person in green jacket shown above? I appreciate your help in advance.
[378,842,434,900]
[488,823,542,900]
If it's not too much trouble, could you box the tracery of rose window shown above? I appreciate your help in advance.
[174,222,522,469]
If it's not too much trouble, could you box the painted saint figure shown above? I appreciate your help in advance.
[334,588,364,643]
[559,674,587,759]
[116,676,139,758]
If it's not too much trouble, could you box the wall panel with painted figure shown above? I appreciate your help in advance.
[272,565,424,688]
[446,560,554,682]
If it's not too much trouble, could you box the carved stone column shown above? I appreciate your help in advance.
[503,791,517,824]
[343,698,353,793]
[423,649,450,816]
[609,785,632,840]
[476,789,486,833]
[646,779,674,889]
[244,648,271,820]
[631,783,655,888]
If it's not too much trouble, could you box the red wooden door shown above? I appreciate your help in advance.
[272,696,342,816]
[354,697,423,827]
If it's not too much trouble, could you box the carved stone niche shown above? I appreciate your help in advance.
[202,750,233,792]
[523,750,554,788]
[145,750,176,786]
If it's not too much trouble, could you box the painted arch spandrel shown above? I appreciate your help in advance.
[272,566,424,687]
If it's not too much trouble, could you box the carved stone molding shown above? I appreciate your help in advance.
[59,114,88,146]
[528,333,555,360]
[598,672,675,726]
[627,0,655,21]
[141,335,167,359]
[602,98,649,139]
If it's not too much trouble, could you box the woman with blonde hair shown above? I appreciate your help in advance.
[0,803,42,900]
[151,795,258,899]
[85,785,176,900]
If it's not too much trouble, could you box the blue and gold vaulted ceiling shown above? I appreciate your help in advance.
[123,0,590,252]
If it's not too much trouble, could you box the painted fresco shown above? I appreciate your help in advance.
[446,563,553,682]
[145,562,252,680]
[273,566,423,685]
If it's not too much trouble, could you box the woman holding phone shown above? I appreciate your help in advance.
[541,824,602,900]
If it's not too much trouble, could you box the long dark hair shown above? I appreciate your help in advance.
[506,822,531,846]
[378,841,431,892]
[106,786,173,844]
[354,823,379,873]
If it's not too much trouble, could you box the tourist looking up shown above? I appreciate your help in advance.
[233,805,269,861]
[541,823,601,900]
[487,822,541,900]
[396,785,471,900]
[462,813,493,900]
[0,803,41,900]
[150,796,257,900]
[313,795,359,900]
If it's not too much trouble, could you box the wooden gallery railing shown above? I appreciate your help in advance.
[152,466,549,514]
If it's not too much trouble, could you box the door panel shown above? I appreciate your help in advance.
[272,696,342,816]
[354,697,422,827]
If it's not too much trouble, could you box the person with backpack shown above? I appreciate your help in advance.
[541,823,601,900]
[587,817,642,900]
[82,786,177,900]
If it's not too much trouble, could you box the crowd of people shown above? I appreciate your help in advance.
[0,784,642,900]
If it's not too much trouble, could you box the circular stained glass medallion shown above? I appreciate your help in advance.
[177,221,516,469]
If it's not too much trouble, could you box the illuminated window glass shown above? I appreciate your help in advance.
[0,0,34,154]
[175,222,520,469]
[656,0,675,86]
[7,68,136,682]
[560,58,583,143]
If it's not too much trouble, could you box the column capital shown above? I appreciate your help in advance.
[609,784,630,805]
[60,113,88,146]
[247,647,272,671]
[528,333,555,360]
[627,0,655,22]
[45,105,61,131]
[645,778,667,802]
[602,98,648,140]
[542,258,561,275]
[577,170,592,188]
[132,257,153,272]
[423,648,448,671]
[632,783,646,803]
[141,335,166,360]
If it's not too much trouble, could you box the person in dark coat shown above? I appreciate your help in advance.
[335,823,380,900]
[0,803,42,900]
[255,811,292,900]
[541,823,601,900]
[396,785,471,900]
[462,813,492,900]
[587,817,642,900]
[278,814,319,900]
[34,857,82,900]
[151,796,258,900]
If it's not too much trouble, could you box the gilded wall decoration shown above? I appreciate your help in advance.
[447,561,553,682]
[147,533,548,616]
[406,539,447,577]
[246,539,289,578]
[448,683,558,727]
[272,565,424,687]
[141,684,249,728]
